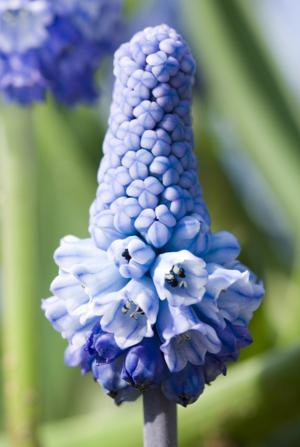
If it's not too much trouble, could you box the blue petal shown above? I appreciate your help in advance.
[122,337,167,390]
[72,258,126,298]
[89,209,126,250]
[147,221,170,248]
[204,231,240,264]
[53,236,102,270]
[42,296,95,344]
[165,215,210,255]
[50,271,89,315]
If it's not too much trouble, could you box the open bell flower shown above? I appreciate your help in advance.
[157,301,221,372]
[151,249,208,307]
[42,24,264,406]
[96,278,159,349]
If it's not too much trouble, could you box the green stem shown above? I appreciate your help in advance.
[0,106,40,446]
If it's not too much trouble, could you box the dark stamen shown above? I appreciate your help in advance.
[130,306,145,319]
[178,268,185,278]
[122,248,131,262]
[165,273,179,288]
[171,265,186,278]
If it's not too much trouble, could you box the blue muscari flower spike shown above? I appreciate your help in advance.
[0,0,122,105]
[42,24,264,406]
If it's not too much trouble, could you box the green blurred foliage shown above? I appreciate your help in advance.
[1,0,300,446]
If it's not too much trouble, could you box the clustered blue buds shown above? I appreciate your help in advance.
[43,25,264,406]
[0,0,122,105]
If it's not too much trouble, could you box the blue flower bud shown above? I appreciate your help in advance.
[203,354,227,385]
[202,323,252,386]
[64,343,93,374]
[92,356,141,405]
[165,214,210,254]
[161,364,205,407]
[122,337,167,390]
[108,236,155,279]
[87,325,123,364]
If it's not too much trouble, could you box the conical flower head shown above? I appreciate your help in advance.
[43,24,264,407]
[89,24,210,250]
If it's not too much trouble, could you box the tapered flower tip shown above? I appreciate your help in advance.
[90,24,210,250]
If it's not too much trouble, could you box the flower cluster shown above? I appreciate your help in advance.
[42,25,264,406]
[0,0,122,105]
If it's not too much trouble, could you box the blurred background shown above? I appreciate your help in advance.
[1,0,300,446]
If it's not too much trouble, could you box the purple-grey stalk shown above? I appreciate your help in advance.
[143,388,177,447]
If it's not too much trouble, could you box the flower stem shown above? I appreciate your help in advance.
[143,388,177,447]
[0,105,40,446]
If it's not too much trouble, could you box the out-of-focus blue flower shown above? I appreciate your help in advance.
[0,1,52,53]
[0,0,122,104]
[43,25,264,406]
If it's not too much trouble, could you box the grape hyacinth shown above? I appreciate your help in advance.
[42,24,264,406]
[0,0,122,105]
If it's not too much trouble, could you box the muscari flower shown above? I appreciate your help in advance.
[0,0,122,105]
[42,24,264,406]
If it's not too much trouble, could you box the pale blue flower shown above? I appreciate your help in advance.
[97,278,159,349]
[158,302,221,372]
[199,263,263,327]
[151,250,208,307]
